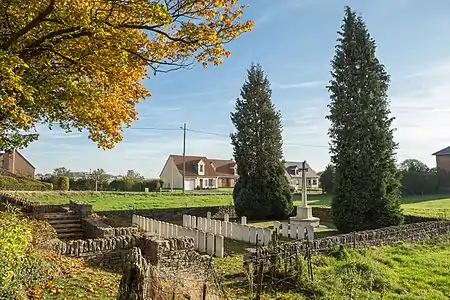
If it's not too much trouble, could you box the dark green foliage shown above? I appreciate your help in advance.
[231,63,293,220]
[399,159,438,195]
[319,164,335,194]
[55,176,70,191]
[0,175,52,191]
[69,178,96,191]
[327,7,403,233]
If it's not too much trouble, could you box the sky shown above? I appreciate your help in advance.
[22,0,450,177]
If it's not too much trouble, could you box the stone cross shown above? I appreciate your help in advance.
[300,160,308,208]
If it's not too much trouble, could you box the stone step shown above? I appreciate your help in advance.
[55,227,84,234]
[52,223,82,229]
[47,218,81,225]
[58,232,85,240]
[40,213,80,220]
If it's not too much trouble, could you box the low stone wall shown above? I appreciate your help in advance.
[82,218,138,238]
[42,234,209,270]
[275,220,450,254]
[98,206,236,223]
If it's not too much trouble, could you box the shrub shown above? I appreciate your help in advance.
[0,176,52,191]
[0,210,50,299]
[54,176,70,191]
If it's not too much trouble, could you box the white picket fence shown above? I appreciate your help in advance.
[182,213,273,246]
[132,214,224,258]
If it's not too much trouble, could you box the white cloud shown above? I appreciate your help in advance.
[273,80,325,90]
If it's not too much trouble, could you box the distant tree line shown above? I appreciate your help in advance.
[319,159,450,196]
[40,168,164,192]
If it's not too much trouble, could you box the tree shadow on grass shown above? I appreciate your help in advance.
[400,193,450,205]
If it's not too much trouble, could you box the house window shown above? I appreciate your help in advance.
[313,179,317,186]
[199,165,204,172]
[308,179,311,186]
[208,179,214,186]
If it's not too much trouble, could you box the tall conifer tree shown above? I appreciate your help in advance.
[327,7,403,232]
[231,64,292,220]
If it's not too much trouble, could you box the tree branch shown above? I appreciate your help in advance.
[1,0,56,50]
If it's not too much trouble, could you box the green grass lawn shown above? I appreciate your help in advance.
[215,237,450,299]
[11,191,450,218]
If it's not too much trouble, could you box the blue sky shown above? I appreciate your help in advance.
[23,0,450,177]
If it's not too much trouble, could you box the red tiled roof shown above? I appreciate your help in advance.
[169,155,237,178]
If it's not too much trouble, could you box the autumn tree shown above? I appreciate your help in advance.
[231,64,292,220]
[327,7,403,233]
[0,0,254,151]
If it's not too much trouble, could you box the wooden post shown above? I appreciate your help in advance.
[202,284,207,300]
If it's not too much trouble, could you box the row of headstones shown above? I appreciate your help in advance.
[183,213,272,246]
[276,221,315,240]
[132,215,224,258]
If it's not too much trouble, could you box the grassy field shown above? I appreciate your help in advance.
[17,191,450,218]
[215,237,450,299]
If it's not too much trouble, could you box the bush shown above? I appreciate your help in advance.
[0,210,50,299]
[54,176,70,191]
[0,176,52,191]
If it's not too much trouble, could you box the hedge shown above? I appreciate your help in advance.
[0,176,53,191]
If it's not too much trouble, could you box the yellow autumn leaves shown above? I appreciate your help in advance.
[0,0,253,149]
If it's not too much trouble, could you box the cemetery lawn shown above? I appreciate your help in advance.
[19,191,234,211]
[307,193,450,218]
[215,237,450,299]
[15,191,450,217]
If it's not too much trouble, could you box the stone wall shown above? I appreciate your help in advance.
[273,220,450,255]
[42,234,209,271]
[98,205,236,223]
[82,218,138,239]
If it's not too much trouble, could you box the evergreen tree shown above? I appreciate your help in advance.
[319,164,335,194]
[231,64,293,220]
[327,7,403,233]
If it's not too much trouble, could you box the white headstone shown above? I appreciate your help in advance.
[193,230,199,249]
[174,225,179,237]
[282,222,289,238]
[222,221,228,237]
[215,221,222,236]
[186,215,192,228]
[232,223,241,240]
[241,216,247,225]
[306,225,314,241]
[132,215,137,227]
[242,225,250,243]
[226,222,233,238]
[206,232,215,255]
[157,221,162,236]
[207,211,212,219]
[249,227,257,244]
[169,224,174,237]
[263,229,272,246]
[273,221,281,235]
[256,227,264,245]
[289,223,297,239]
[215,235,224,258]
[224,214,230,222]
[198,218,203,231]
[297,224,306,239]
[211,220,217,234]
[198,231,206,252]
[144,187,149,193]
[149,219,154,233]
[191,216,197,229]
[182,215,188,227]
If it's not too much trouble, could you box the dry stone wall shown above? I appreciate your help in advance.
[82,218,138,238]
[275,220,450,255]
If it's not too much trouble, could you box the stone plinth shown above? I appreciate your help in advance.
[289,207,320,240]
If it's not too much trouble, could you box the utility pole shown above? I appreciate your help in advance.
[182,123,186,194]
